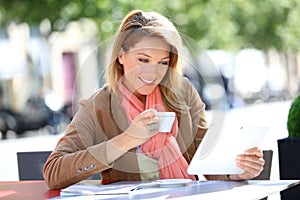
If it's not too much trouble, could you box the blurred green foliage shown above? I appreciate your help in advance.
[0,0,299,52]
[287,94,300,138]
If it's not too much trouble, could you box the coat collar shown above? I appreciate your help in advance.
[111,88,129,132]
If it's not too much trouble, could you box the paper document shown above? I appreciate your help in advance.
[60,181,168,197]
[187,124,268,175]
[60,184,137,196]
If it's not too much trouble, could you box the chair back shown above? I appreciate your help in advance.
[17,151,51,180]
[17,151,101,181]
[251,150,273,200]
[252,150,273,180]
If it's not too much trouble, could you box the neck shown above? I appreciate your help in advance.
[122,77,146,104]
[134,92,146,104]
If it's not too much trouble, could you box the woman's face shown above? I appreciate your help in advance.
[118,37,170,97]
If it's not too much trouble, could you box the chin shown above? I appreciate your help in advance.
[136,86,156,95]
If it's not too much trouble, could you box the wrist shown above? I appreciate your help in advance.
[111,132,135,152]
[227,174,241,181]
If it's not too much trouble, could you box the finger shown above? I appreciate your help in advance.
[137,115,159,127]
[237,157,265,170]
[147,116,159,125]
[140,109,157,118]
[149,123,159,132]
[140,110,158,125]
[244,147,263,158]
[147,111,157,122]
[134,110,156,125]
[237,154,265,166]
[238,161,263,178]
[236,157,264,175]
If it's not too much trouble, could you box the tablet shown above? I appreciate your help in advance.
[187,124,268,175]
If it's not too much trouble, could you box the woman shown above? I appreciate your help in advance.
[43,10,264,189]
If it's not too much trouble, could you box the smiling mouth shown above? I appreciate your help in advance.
[139,77,156,85]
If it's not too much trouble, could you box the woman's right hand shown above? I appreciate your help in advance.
[124,108,159,147]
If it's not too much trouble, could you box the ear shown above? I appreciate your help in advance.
[118,48,125,65]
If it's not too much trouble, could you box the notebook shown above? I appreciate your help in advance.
[187,124,268,175]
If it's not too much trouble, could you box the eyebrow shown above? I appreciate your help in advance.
[137,53,170,60]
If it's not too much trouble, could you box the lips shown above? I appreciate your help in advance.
[139,77,156,85]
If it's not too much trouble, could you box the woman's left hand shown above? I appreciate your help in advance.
[231,147,265,180]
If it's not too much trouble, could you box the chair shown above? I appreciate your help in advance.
[251,150,273,200]
[252,150,273,180]
[17,151,52,180]
[17,151,101,180]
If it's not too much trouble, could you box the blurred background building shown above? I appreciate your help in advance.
[0,0,299,139]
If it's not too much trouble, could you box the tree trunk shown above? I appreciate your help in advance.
[285,49,299,98]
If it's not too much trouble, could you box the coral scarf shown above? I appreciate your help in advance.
[118,81,195,180]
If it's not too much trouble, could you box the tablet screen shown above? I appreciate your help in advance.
[187,125,268,175]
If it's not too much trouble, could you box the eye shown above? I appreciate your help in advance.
[158,61,169,66]
[138,58,149,63]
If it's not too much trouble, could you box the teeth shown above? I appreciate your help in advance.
[140,77,154,84]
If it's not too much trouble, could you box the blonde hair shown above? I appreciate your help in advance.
[107,10,185,113]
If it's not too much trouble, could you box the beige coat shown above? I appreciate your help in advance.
[43,78,229,189]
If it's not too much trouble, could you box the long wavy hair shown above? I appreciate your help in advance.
[106,10,186,114]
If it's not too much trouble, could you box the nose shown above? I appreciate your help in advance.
[141,63,160,73]
[145,63,169,72]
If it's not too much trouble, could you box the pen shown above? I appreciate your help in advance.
[130,185,143,191]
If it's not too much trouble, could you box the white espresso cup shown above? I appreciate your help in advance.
[157,112,176,132]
